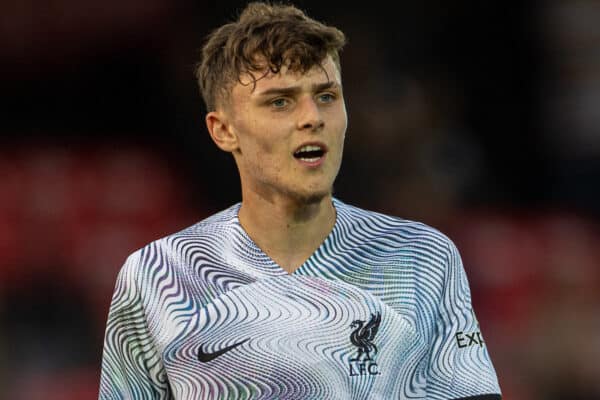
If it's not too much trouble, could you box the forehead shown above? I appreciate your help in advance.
[232,56,342,100]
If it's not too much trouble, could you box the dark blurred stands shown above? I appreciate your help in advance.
[0,144,203,399]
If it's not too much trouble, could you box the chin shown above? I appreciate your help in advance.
[292,188,332,206]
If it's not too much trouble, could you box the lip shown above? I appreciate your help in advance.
[293,141,328,168]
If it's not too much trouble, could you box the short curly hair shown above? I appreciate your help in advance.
[196,2,346,111]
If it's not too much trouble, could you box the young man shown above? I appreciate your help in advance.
[99,2,501,399]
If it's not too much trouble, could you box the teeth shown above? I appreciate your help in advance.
[294,144,324,163]
[296,145,322,153]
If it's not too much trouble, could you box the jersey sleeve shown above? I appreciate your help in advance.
[426,239,502,400]
[99,251,172,399]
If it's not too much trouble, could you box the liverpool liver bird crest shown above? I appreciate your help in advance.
[349,312,381,361]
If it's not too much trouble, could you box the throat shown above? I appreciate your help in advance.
[237,197,336,274]
[272,253,312,274]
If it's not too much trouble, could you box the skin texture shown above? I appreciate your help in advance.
[206,56,347,272]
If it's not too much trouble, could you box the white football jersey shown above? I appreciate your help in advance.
[99,198,501,399]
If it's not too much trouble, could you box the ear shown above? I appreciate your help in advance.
[206,111,239,153]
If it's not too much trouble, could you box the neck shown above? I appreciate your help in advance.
[238,192,336,274]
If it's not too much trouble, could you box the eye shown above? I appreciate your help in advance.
[271,98,289,108]
[318,93,336,103]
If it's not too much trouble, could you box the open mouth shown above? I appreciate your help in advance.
[293,144,326,162]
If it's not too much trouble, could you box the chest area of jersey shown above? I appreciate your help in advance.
[159,276,425,399]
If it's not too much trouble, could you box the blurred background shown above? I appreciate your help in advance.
[1,0,600,398]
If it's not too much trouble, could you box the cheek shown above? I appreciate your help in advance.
[236,117,270,151]
[236,122,284,171]
[240,120,290,158]
[331,110,348,145]
[327,102,347,130]
[340,105,349,135]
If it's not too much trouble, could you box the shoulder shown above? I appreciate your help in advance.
[332,199,461,325]
[119,203,242,279]
[172,202,241,237]
[333,198,455,255]
[159,202,240,244]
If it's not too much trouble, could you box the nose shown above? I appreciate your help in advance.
[297,97,324,131]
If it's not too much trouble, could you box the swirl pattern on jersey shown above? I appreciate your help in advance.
[161,276,425,399]
[99,198,501,399]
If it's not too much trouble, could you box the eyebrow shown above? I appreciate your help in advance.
[255,81,340,97]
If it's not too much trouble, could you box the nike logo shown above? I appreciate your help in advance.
[198,338,250,362]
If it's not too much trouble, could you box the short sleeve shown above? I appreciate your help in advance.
[426,239,502,400]
[99,252,171,399]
